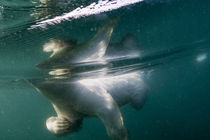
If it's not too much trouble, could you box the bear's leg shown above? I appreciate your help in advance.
[76,84,129,140]
[96,97,129,140]
[130,84,148,110]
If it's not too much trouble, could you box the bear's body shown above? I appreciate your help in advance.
[29,19,148,140]
[29,70,147,140]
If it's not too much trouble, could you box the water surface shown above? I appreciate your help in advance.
[0,0,210,139]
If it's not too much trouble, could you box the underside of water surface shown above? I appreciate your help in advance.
[0,0,210,140]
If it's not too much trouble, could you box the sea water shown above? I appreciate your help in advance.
[0,0,210,139]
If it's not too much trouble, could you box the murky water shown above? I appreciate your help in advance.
[0,0,210,140]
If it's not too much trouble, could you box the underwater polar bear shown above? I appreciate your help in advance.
[29,20,148,140]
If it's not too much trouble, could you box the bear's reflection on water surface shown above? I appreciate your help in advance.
[29,20,149,140]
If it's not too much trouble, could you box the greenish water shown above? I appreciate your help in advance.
[0,0,210,140]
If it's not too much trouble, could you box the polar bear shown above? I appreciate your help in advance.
[29,71,148,140]
[37,19,117,69]
[29,19,148,140]
[36,19,139,70]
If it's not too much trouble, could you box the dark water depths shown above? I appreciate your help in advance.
[0,0,210,139]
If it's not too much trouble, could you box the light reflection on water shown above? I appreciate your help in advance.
[0,0,210,140]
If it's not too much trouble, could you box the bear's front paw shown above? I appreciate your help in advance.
[46,116,71,136]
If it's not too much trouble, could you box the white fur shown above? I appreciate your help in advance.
[30,20,148,140]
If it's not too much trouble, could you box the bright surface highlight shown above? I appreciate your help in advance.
[30,0,143,29]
